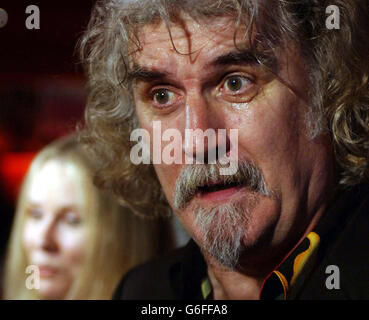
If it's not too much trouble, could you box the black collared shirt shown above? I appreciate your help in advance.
[114,184,369,300]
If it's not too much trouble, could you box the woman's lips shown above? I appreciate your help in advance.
[196,184,244,202]
[38,266,59,278]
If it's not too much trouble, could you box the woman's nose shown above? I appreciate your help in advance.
[38,218,58,253]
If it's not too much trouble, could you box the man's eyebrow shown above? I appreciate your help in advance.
[210,49,263,67]
[127,64,168,83]
[127,50,271,84]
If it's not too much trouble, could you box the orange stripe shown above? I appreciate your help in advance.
[291,232,320,285]
[273,271,288,300]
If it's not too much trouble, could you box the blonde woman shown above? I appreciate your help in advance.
[3,134,172,299]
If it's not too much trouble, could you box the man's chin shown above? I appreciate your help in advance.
[202,244,244,271]
[191,199,252,270]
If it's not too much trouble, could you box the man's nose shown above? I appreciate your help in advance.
[183,93,229,163]
[38,218,58,253]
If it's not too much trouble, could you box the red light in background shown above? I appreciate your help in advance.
[0,152,36,203]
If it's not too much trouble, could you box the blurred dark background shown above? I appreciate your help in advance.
[0,0,95,273]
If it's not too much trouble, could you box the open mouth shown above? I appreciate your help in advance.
[197,181,241,193]
[196,181,244,200]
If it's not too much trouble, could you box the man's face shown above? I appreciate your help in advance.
[131,16,332,270]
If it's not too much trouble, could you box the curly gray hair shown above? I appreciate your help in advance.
[79,0,369,218]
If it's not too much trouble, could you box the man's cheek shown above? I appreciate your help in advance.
[153,164,178,202]
[236,111,294,163]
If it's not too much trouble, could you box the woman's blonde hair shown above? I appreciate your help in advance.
[3,134,172,299]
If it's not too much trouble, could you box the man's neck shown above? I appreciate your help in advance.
[206,261,265,300]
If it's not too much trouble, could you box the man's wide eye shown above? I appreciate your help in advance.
[153,89,174,105]
[223,75,250,92]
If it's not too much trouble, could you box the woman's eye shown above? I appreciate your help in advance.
[223,75,251,93]
[152,89,174,105]
[29,208,43,219]
[63,212,81,225]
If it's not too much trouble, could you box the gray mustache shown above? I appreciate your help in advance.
[173,160,270,210]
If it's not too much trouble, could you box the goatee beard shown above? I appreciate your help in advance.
[173,160,274,269]
[193,195,258,269]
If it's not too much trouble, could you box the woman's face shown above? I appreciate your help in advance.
[22,160,88,299]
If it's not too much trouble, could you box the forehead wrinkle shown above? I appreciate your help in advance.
[132,15,239,62]
[130,17,264,87]
[134,37,234,70]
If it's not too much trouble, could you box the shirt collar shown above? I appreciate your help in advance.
[259,231,320,300]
